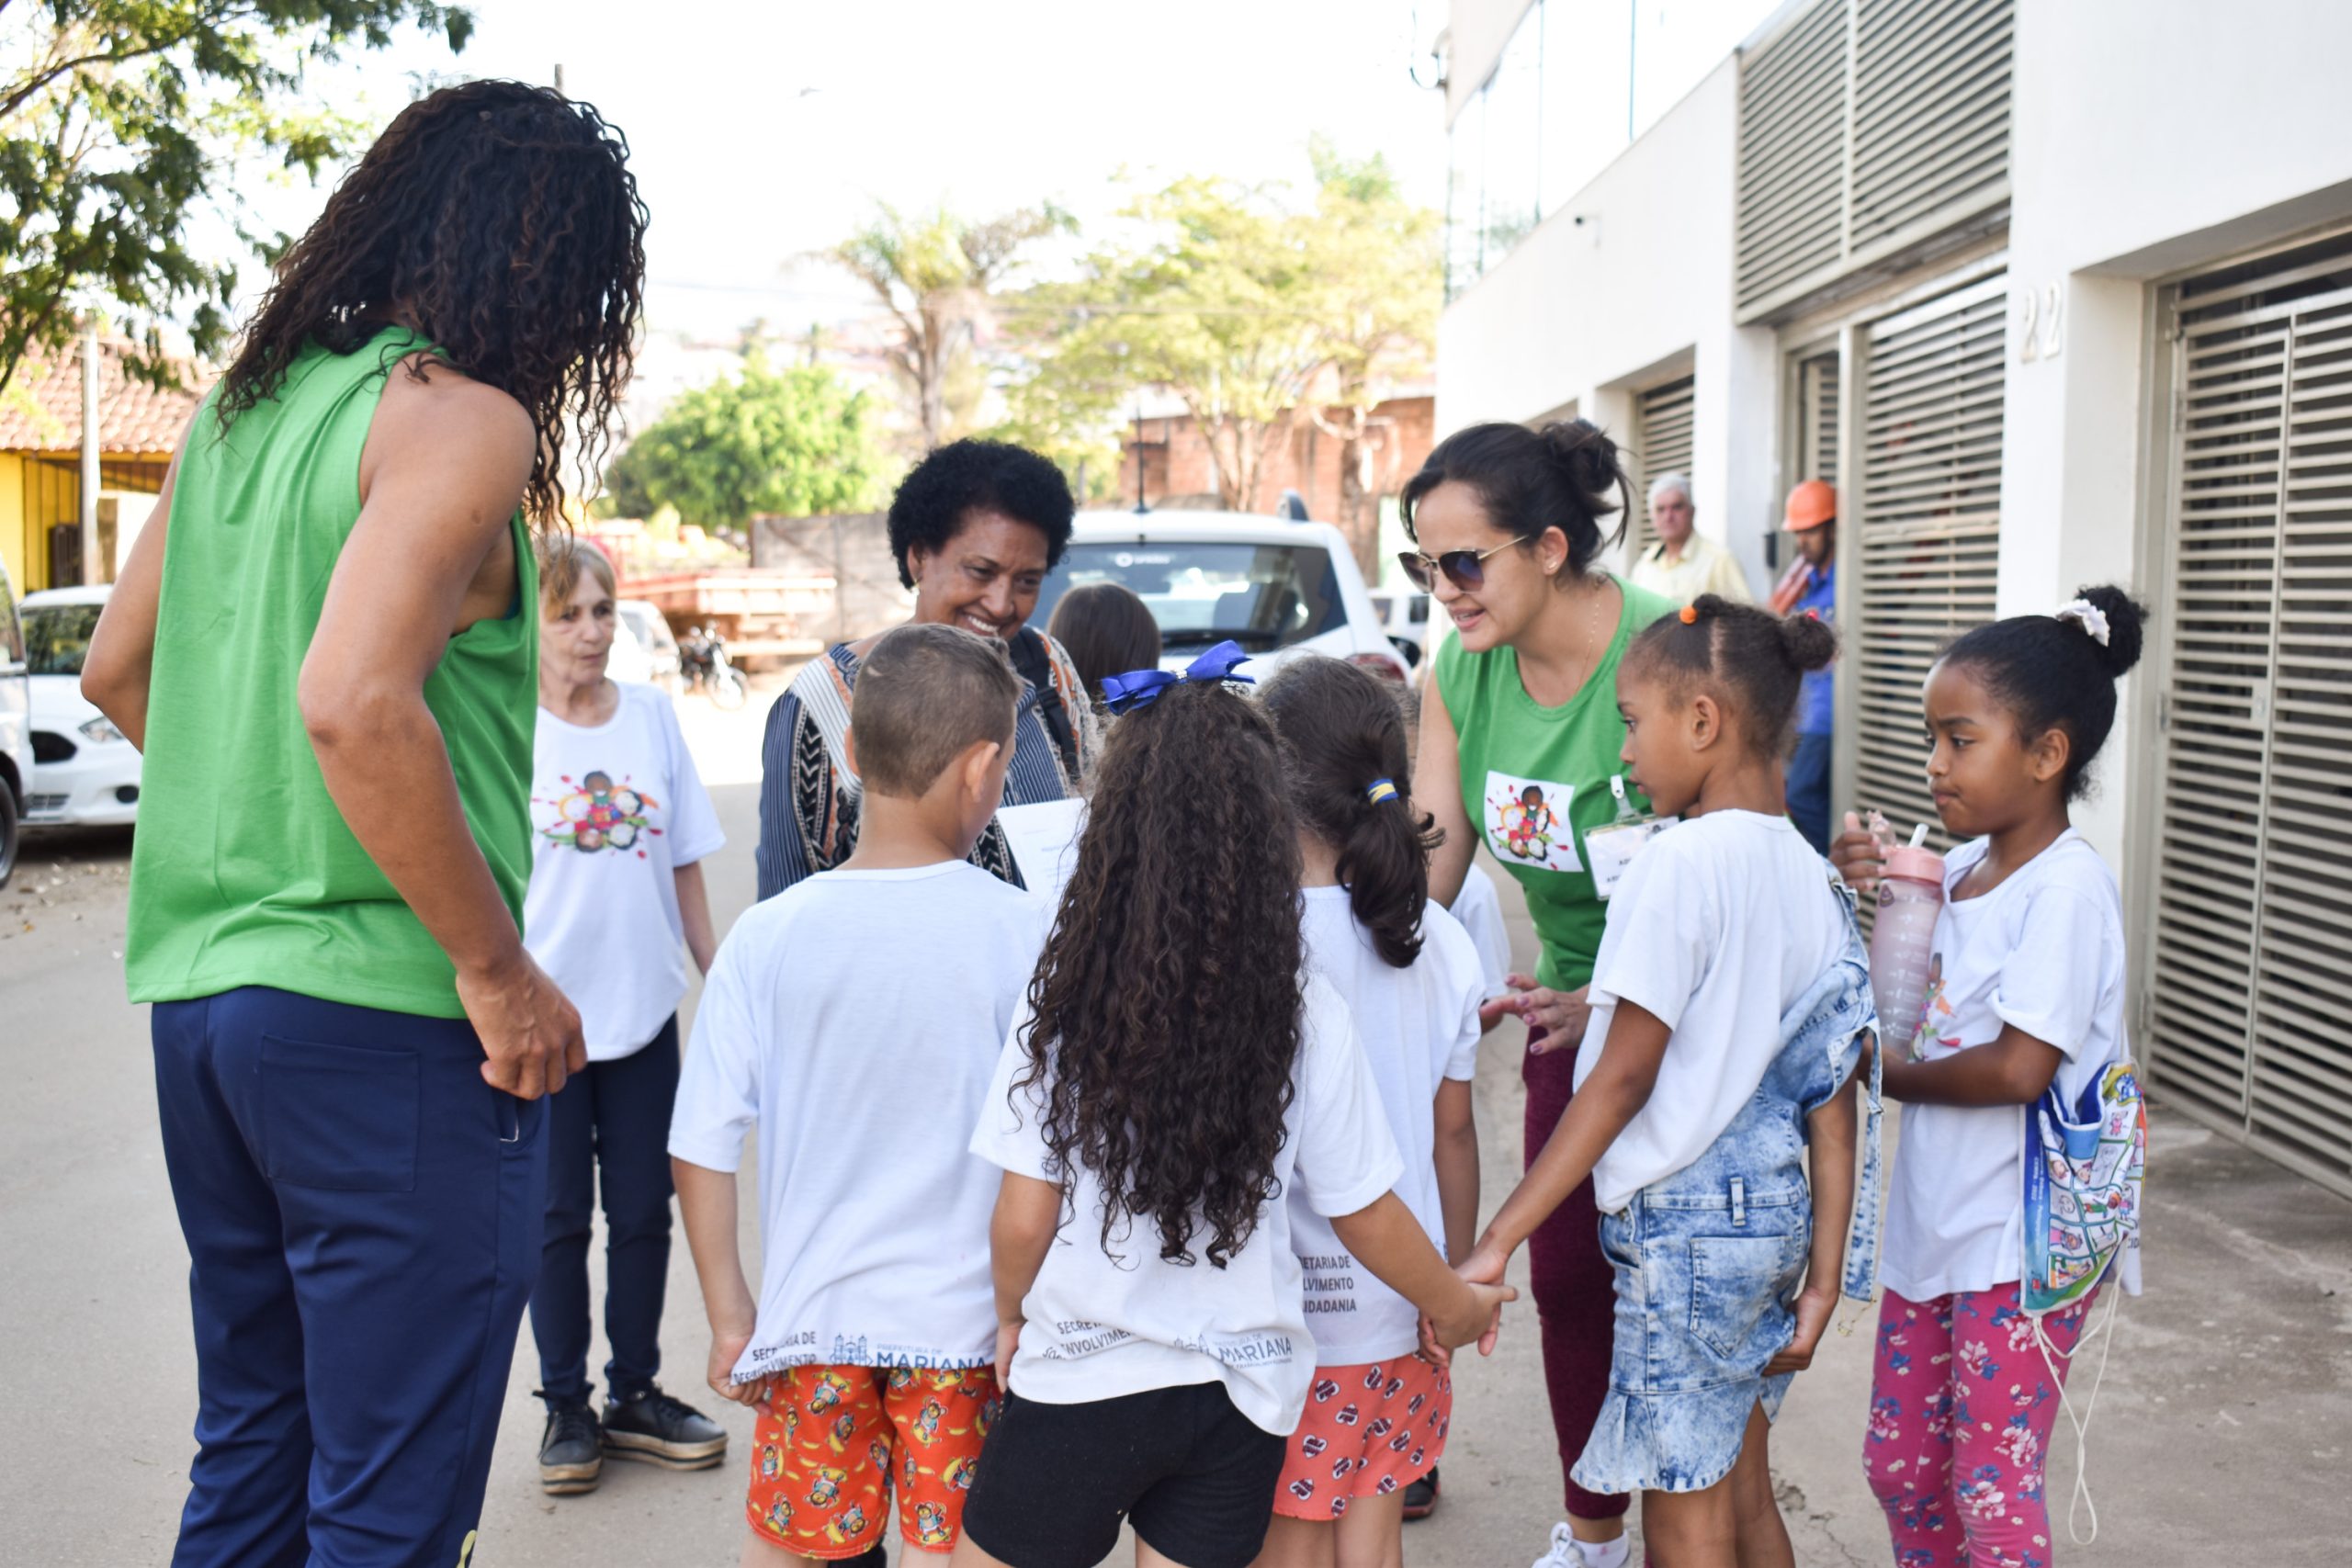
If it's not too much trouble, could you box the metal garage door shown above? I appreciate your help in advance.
[1632,373,1695,557]
[1849,272,2007,849]
[2151,231,2352,1195]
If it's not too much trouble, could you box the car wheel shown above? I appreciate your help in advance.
[0,780,17,891]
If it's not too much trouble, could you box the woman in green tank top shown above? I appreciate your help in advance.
[80,83,650,1567]
[1401,419,1679,1567]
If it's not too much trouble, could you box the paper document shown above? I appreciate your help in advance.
[996,797,1088,908]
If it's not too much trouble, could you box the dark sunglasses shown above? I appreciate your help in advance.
[1396,536,1533,592]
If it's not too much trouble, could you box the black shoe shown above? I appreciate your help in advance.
[537,1394,605,1495]
[1402,1465,1440,1522]
[603,1384,729,1470]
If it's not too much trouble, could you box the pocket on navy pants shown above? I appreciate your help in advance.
[259,1035,421,1190]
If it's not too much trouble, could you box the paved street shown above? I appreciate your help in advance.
[2,682,2346,1564]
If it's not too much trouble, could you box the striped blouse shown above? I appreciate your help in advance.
[752,634,1099,901]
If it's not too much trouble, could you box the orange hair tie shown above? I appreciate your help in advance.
[1678,604,1700,625]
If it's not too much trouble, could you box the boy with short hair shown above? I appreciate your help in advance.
[671,623,1043,1566]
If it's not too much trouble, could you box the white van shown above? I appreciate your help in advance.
[1038,514,1409,682]
[0,556,30,886]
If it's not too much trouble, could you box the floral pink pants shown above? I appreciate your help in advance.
[1861,1284,2095,1568]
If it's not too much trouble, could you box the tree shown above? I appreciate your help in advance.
[998,156,1438,568]
[824,202,1069,452]
[0,0,473,398]
[1297,143,1439,575]
[603,356,885,531]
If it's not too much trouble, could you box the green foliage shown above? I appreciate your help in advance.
[999,146,1438,532]
[0,0,472,397]
[825,201,1072,450]
[603,356,886,530]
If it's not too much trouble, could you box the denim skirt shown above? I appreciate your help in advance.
[1570,1177,1809,1495]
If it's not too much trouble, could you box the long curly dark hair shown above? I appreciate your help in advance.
[1015,679,1305,1269]
[217,80,648,525]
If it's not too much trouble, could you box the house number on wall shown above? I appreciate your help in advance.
[2018,282,2064,363]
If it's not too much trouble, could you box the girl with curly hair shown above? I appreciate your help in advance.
[1252,657,1488,1568]
[958,659,1515,1568]
[83,79,645,1565]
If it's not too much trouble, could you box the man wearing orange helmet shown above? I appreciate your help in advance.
[1770,479,1838,851]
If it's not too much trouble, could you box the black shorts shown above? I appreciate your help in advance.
[960,1382,1287,1568]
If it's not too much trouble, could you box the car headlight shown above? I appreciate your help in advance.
[78,714,123,745]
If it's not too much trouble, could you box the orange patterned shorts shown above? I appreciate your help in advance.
[745,1364,1001,1559]
[1271,1357,1452,1520]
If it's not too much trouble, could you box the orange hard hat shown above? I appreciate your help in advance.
[1783,479,1837,531]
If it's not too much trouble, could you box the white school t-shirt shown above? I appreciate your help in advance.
[1880,829,2131,1301]
[524,682,726,1059]
[1289,891,1484,1363]
[1574,810,1849,1214]
[970,973,1405,1437]
[669,862,1050,1378]
[1450,863,1515,993]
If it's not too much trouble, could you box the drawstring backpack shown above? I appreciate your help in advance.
[2021,1057,2147,1544]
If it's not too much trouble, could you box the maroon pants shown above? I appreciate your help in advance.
[1523,1031,1632,1521]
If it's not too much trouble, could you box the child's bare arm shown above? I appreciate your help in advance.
[1767,1059,1860,1375]
[1883,1024,2063,1107]
[1431,1077,1479,1265]
[1332,1190,1515,1355]
[673,1157,762,1405]
[1468,1000,1669,1276]
[673,859,718,976]
[989,1172,1060,1385]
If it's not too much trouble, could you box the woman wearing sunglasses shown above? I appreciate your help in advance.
[1403,418,1679,1568]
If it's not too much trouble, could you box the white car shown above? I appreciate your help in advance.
[1039,514,1410,682]
[18,586,141,829]
[0,556,29,885]
[618,599,682,690]
[1366,588,1432,669]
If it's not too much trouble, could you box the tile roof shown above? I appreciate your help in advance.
[0,336,212,456]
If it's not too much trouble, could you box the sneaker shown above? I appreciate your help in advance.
[1532,1523,1578,1568]
[1402,1466,1440,1521]
[602,1384,729,1470]
[537,1395,604,1495]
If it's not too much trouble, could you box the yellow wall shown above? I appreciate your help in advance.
[0,452,169,592]
[0,452,22,593]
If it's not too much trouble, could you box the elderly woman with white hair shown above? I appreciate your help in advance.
[1626,471,1754,605]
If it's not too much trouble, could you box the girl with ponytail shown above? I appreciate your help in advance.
[1254,656,1488,1568]
[1460,595,1879,1566]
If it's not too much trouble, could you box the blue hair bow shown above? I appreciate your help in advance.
[1100,639,1255,715]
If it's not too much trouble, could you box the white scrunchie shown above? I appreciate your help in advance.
[2054,598,2110,647]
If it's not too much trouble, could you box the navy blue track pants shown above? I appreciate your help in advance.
[153,987,546,1568]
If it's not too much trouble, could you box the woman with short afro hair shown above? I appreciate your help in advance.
[755,438,1100,900]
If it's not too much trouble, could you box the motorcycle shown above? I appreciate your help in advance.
[678,624,747,710]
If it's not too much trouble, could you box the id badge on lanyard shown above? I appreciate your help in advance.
[1583,774,1676,899]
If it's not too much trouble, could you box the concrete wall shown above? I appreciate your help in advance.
[1436,56,1780,591]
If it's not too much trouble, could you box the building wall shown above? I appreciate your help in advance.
[1436,56,1780,590]
[1437,0,2352,871]
[1123,396,1437,519]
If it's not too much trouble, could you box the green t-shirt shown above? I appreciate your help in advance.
[126,327,537,1018]
[1434,577,1680,993]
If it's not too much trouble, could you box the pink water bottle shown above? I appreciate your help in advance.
[1869,825,1946,1055]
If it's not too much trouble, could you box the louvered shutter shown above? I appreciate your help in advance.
[1736,0,2014,322]
[1798,348,1840,484]
[1735,0,1848,317]
[1633,375,1696,557]
[1850,274,2007,848]
[1850,0,2016,250]
[2152,232,2352,1194]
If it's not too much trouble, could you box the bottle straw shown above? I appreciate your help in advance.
[1909,823,1930,850]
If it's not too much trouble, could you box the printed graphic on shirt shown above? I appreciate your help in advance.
[1908,951,1959,1059]
[1299,1252,1360,1320]
[537,769,665,859]
[1482,771,1580,873]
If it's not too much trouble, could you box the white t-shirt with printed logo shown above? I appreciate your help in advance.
[669,862,1051,1378]
[1881,829,2131,1301]
[1574,810,1849,1213]
[523,682,725,1059]
[1289,891,1484,1364]
[970,973,1404,1436]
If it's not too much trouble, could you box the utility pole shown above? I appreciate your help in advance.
[554,62,566,94]
[79,320,100,584]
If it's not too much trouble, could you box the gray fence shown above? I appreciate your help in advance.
[749,512,912,644]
